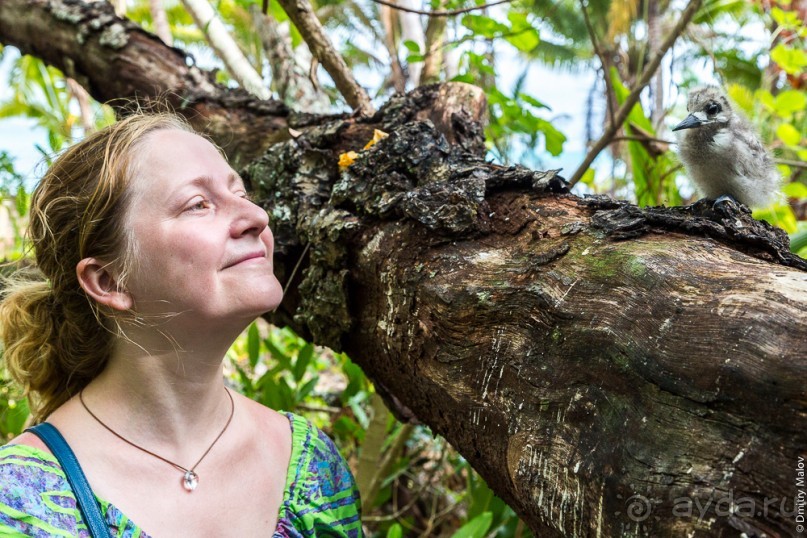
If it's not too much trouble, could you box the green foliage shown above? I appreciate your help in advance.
[790,222,807,258]
[450,7,566,164]
[450,512,492,538]
[505,12,540,53]
[228,323,335,417]
[0,378,29,441]
[224,322,532,535]
[0,152,29,259]
[770,45,807,77]
[610,69,682,206]
[484,86,566,159]
[0,52,116,157]
[0,56,75,154]
[453,52,566,163]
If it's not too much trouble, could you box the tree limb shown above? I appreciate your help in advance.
[274,0,374,115]
[250,5,329,112]
[148,0,173,46]
[777,158,807,170]
[252,106,806,535]
[65,77,95,134]
[611,134,674,145]
[420,0,447,85]
[568,0,703,188]
[378,4,407,92]
[0,0,294,167]
[369,0,515,17]
[180,0,270,99]
[580,0,615,124]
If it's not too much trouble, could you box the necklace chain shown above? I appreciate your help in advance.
[78,387,235,492]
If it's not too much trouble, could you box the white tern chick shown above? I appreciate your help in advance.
[672,86,780,207]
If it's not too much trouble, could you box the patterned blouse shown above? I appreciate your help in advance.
[0,413,362,537]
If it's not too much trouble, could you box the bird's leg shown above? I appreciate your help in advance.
[712,194,741,211]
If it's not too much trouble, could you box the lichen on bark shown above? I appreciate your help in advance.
[247,115,571,348]
[331,121,490,235]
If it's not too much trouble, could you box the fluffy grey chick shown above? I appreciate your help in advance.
[673,86,780,207]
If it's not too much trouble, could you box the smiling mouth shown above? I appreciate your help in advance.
[225,253,267,268]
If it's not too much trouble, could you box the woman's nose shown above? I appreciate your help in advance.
[230,195,270,237]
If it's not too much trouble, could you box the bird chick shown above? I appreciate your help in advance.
[673,86,780,207]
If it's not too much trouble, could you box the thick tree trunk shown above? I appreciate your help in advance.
[2,3,806,536]
[250,101,807,537]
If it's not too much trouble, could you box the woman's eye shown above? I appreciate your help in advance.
[186,199,210,212]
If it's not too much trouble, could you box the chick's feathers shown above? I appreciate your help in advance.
[674,86,780,207]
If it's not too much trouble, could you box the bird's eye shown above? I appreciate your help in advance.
[705,102,721,115]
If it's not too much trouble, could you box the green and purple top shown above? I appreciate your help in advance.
[0,413,361,537]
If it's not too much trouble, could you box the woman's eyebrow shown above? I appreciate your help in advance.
[174,173,244,194]
[229,172,246,190]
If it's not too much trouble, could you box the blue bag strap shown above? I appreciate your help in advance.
[26,422,108,538]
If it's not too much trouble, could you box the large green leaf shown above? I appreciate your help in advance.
[771,44,807,75]
[461,14,509,39]
[505,12,540,53]
[450,512,493,538]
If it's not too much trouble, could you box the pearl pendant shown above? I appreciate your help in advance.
[183,470,199,492]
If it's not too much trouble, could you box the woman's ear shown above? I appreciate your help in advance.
[76,258,133,311]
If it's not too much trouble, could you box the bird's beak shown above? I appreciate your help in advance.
[672,114,703,132]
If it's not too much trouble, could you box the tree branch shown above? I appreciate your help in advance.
[378,4,407,92]
[0,0,295,168]
[568,0,703,188]
[149,0,173,46]
[255,110,806,535]
[611,134,674,145]
[274,0,374,115]
[369,0,515,17]
[777,158,807,170]
[580,0,615,123]
[420,0,447,84]
[66,78,95,134]
[180,0,270,99]
[250,5,329,112]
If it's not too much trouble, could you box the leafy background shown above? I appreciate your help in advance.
[1,0,805,535]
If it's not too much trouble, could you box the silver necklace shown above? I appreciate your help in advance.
[79,388,235,492]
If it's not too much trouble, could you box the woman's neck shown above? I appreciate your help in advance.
[78,327,238,451]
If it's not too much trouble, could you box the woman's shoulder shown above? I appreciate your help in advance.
[0,441,63,491]
[285,412,353,483]
[0,442,88,537]
[278,412,362,537]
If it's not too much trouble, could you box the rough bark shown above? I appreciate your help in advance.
[2,4,807,536]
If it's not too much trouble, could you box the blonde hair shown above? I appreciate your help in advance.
[0,113,193,422]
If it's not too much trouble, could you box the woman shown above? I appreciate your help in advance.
[0,113,361,537]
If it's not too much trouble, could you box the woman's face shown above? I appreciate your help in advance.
[122,129,283,328]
